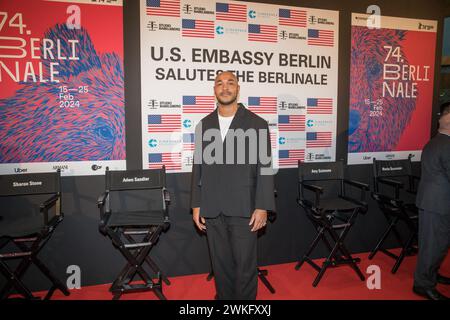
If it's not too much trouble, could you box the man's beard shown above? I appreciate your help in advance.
[216,93,238,106]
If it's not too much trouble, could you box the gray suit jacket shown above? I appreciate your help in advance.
[416,133,450,215]
[190,104,276,218]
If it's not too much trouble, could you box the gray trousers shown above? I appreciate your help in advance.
[205,213,258,300]
[414,209,450,289]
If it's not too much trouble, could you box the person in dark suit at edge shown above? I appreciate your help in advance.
[413,101,450,300]
[190,71,275,300]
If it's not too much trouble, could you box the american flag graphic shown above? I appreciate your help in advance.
[307,98,333,114]
[146,0,180,17]
[278,149,305,166]
[148,114,180,132]
[306,132,332,148]
[182,19,215,38]
[248,24,277,43]
[183,96,216,114]
[307,29,334,46]
[247,97,277,114]
[216,3,247,22]
[279,8,307,27]
[278,115,305,132]
[270,130,277,150]
[148,152,182,171]
[183,133,195,151]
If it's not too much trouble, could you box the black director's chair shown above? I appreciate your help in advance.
[0,170,70,300]
[98,167,171,300]
[369,156,420,274]
[296,161,369,287]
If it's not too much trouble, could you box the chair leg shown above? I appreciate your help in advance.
[369,218,397,260]
[312,260,329,287]
[0,255,33,299]
[153,287,167,300]
[258,268,275,294]
[0,259,35,300]
[123,232,171,285]
[206,271,214,281]
[312,230,343,287]
[112,292,122,300]
[108,229,167,300]
[328,225,365,281]
[31,256,70,298]
[296,226,324,270]
[144,256,171,285]
[391,231,416,274]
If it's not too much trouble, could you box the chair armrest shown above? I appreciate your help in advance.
[301,183,323,207]
[371,192,403,207]
[340,195,368,213]
[40,194,59,211]
[377,177,404,188]
[98,212,111,235]
[343,179,369,202]
[301,183,324,194]
[344,179,369,191]
[39,194,60,225]
[407,175,421,194]
[163,189,171,205]
[97,192,109,208]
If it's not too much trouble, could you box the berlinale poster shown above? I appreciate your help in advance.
[0,0,125,176]
[348,13,437,164]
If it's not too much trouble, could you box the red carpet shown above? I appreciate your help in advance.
[33,249,450,300]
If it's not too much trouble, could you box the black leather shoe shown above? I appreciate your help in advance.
[413,286,449,300]
[437,274,450,285]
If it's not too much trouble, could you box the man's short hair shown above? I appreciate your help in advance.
[439,101,450,117]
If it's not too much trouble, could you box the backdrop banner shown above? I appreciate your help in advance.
[140,0,339,172]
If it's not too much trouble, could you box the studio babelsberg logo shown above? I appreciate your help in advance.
[278,100,303,111]
[148,99,159,109]
[280,31,303,40]
[148,21,158,31]
[306,152,315,161]
[183,4,193,14]
[308,15,335,26]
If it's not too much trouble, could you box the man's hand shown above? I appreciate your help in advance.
[192,207,206,232]
[249,209,267,232]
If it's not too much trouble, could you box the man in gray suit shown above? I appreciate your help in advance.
[190,71,275,300]
[413,101,450,300]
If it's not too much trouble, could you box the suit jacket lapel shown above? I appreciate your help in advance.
[223,103,246,144]
[209,108,220,132]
